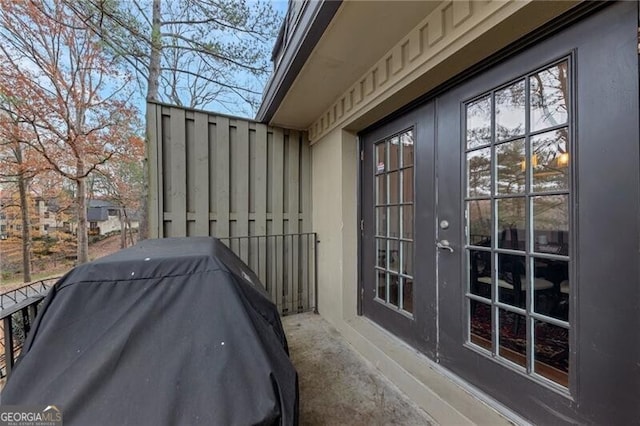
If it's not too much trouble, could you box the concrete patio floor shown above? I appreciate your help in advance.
[282,313,434,426]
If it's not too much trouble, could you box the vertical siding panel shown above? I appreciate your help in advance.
[216,116,230,238]
[194,112,210,236]
[272,128,285,311]
[147,104,160,238]
[170,107,187,237]
[299,133,311,310]
[255,124,268,285]
[288,131,301,312]
[160,109,171,238]
[236,120,249,262]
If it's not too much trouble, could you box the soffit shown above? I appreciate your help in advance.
[270,1,439,129]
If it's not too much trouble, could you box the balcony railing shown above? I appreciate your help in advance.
[220,233,318,316]
[0,279,54,380]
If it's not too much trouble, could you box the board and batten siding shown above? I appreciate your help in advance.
[147,102,312,240]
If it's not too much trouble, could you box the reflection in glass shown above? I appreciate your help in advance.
[496,139,525,195]
[497,253,526,308]
[401,131,414,167]
[389,275,399,306]
[497,198,526,250]
[531,128,569,192]
[402,168,414,203]
[530,61,569,131]
[401,241,413,276]
[376,143,385,174]
[469,300,492,350]
[376,207,386,236]
[496,80,525,141]
[388,240,399,273]
[377,269,387,301]
[376,238,386,268]
[467,96,492,149]
[533,258,568,322]
[468,249,492,299]
[376,175,386,205]
[388,171,399,204]
[388,206,399,238]
[389,136,400,171]
[467,200,491,246]
[499,309,527,368]
[403,278,413,313]
[467,148,491,197]
[534,320,569,387]
[402,206,413,240]
[533,195,569,255]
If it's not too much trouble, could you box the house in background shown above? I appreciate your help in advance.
[149,1,639,423]
[256,1,638,424]
[87,200,138,236]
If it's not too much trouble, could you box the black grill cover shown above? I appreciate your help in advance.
[2,237,298,426]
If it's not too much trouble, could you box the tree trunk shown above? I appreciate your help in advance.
[76,175,89,264]
[17,171,32,283]
[139,0,163,241]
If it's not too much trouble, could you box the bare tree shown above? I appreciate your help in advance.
[56,0,282,239]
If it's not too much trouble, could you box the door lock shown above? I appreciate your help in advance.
[437,240,454,252]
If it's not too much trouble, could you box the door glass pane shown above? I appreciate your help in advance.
[497,198,526,250]
[467,148,491,197]
[388,171,399,204]
[376,238,386,268]
[401,132,414,167]
[533,258,568,322]
[389,136,400,171]
[388,240,400,273]
[466,95,492,149]
[376,143,386,174]
[377,270,387,301]
[376,207,386,236]
[531,128,569,192]
[534,320,569,387]
[467,200,491,246]
[402,168,414,203]
[389,275,399,307]
[468,249,491,299]
[376,175,386,205]
[497,253,526,308]
[499,309,527,368]
[402,278,413,314]
[496,139,526,195]
[496,80,525,141]
[533,195,569,256]
[530,61,569,131]
[388,206,399,238]
[401,241,413,276]
[401,206,413,240]
[470,300,492,350]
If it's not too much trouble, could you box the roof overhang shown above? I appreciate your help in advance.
[257,1,440,129]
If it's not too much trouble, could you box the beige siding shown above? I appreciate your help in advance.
[147,102,312,241]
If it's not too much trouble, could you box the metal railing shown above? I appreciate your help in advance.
[220,233,318,316]
[0,278,57,380]
[0,295,46,380]
[0,278,58,311]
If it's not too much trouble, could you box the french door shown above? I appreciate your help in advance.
[361,2,639,423]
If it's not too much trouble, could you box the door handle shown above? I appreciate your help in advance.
[437,240,454,253]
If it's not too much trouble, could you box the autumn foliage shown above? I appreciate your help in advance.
[0,0,143,268]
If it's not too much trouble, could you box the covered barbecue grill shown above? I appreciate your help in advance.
[1,237,299,425]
